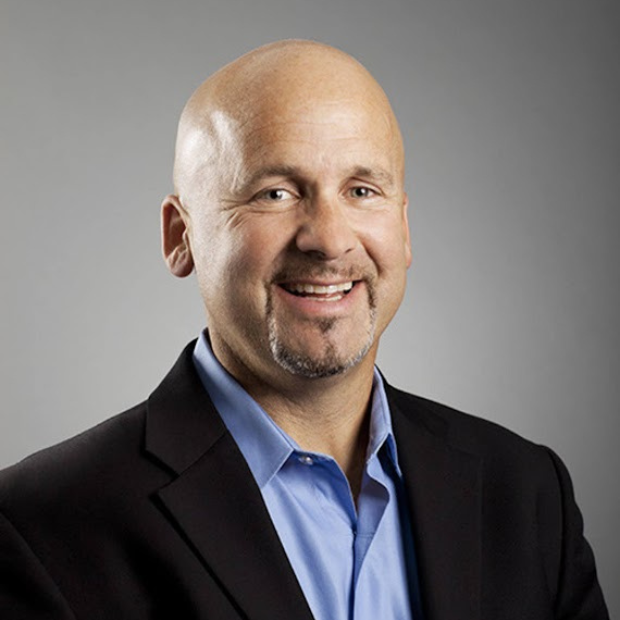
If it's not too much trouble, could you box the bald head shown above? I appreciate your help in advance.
[162,40,411,384]
[173,40,404,201]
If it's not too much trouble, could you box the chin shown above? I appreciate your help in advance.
[267,320,376,380]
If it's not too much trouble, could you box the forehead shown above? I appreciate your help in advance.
[228,95,401,177]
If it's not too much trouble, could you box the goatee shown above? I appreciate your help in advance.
[265,284,377,379]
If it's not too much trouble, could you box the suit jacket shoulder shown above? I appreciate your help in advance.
[0,402,149,512]
[385,382,609,620]
[387,384,557,479]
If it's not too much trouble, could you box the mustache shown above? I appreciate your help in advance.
[271,264,375,284]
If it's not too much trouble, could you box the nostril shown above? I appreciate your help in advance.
[295,213,357,259]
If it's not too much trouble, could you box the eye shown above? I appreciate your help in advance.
[255,188,295,202]
[349,186,377,199]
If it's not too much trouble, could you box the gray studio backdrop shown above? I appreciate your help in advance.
[2,0,618,612]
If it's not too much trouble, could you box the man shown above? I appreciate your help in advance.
[0,40,609,619]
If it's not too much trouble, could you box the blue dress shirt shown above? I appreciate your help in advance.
[193,333,420,620]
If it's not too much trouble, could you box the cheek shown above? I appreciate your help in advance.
[363,222,409,328]
[230,226,277,273]
[197,217,291,288]
[361,214,410,273]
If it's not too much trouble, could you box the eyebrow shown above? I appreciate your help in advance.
[349,166,396,188]
[234,165,302,195]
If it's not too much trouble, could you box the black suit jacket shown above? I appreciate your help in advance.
[0,343,609,619]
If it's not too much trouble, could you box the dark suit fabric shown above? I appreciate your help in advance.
[0,343,609,619]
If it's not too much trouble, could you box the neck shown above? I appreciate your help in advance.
[215,339,377,498]
[259,365,375,500]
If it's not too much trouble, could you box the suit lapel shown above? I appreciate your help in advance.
[145,343,315,620]
[388,385,482,620]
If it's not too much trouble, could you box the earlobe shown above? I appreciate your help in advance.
[161,194,194,278]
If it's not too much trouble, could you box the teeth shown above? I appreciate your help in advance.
[286,282,354,295]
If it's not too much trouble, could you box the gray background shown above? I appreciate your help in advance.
[2,0,618,612]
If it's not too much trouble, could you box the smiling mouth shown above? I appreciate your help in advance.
[280,281,356,302]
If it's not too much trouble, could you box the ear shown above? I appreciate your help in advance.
[402,193,412,268]
[161,194,194,278]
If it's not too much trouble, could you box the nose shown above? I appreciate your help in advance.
[294,195,357,260]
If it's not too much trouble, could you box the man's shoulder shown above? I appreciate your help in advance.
[386,383,559,478]
[0,401,156,518]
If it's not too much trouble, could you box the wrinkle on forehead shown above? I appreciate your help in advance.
[173,40,404,200]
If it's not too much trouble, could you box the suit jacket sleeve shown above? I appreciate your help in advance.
[0,510,75,619]
[544,447,609,619]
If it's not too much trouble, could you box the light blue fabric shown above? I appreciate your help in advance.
[193,333,419,620]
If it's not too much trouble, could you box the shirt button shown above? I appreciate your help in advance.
[298,454,314,466]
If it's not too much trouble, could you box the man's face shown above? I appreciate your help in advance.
[174,93,411,385]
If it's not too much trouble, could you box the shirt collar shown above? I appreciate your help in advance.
[192,332,402,487]
[367,370,402,477]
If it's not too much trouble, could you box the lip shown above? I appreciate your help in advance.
[274,279,365,317]
[281,280,354,295]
